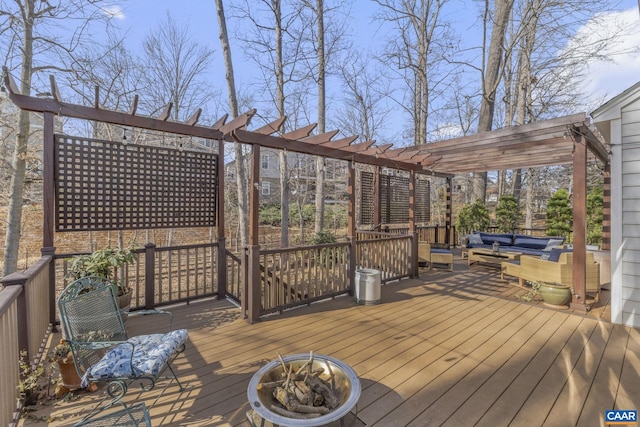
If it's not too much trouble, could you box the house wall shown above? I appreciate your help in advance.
[618,100,640,327]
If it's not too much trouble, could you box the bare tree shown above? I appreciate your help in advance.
[215,0,250,247]
[373,0,454,147]
[0,0,122,276]
[336,52,392,143]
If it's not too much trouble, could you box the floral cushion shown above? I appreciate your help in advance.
[81,329,188,387]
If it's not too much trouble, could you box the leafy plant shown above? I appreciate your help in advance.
[67,247,135,296]
[310,230,338,245]
[546,189,572,240]
[18,351,48,395]
[495,195,521,233]
[456,199,490,234]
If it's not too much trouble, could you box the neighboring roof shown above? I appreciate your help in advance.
[591,81,640,144]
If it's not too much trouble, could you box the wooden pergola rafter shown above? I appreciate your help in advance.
[2,68,611,315]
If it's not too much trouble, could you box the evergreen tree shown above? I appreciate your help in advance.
[495,195,521,233]
[457,199,491,235]
[546,189,572,240]
[587,187,604,246]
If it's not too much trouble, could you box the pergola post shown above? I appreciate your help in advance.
[409,171,418,277]
[217,138,227,299]
[602,162,611,251]
[247,145,261,323]
[445,177,452,247]
[42,112,56,329]
[571,133,588,312]
[347,162,356,296]
[373,166,381,231]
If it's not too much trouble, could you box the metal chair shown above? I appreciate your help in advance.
[57,276,188,421]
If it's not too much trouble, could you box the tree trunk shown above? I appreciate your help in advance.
[314,0,326,235]
[215,0,249,246]
[3,0,34,276]
[272,0,289,248]
[473,0,514,203]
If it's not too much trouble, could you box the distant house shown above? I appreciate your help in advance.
[591,81,640,328]
[225,147,349,204]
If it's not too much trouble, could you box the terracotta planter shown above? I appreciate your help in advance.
[57,360,82,389]
[538,283,571,307]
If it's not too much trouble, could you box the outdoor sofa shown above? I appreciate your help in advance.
[501,248,601,301]
[462,232,564,257]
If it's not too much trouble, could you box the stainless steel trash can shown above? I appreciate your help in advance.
[355,268,381,305]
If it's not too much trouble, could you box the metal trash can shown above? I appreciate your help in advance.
[355,268,381,305]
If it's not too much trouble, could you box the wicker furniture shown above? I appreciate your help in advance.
[468,248,521,267]
[419,243,454,271]
[501,251,601,301]
[58,277,188,422]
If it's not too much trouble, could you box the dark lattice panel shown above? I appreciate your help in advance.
[416,179,431,223]
[360,171,374,225]
[55,136,218,231]
[380,175,410,224]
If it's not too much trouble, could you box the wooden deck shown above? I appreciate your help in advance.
[20,256,637,427]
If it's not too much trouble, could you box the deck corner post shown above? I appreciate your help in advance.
[144,243,156,310]
[2,272,29,357]
[411,232,419,278]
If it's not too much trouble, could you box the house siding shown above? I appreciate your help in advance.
[620,102,640,326]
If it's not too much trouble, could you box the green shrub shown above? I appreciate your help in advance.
[587,186,603,246]
[546,189,572,240]
[495,195,521,233]
[310,230,338,244]
[456,199,490,234]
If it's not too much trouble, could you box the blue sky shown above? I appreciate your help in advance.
[108,0,640,137]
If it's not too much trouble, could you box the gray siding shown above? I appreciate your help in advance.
[621,103,640,325]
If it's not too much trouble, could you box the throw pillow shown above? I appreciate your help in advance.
[544,239,564,251]
[468,233,483,245]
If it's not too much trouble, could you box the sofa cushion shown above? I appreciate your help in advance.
[513,235,553,250]
[479,232,513,246]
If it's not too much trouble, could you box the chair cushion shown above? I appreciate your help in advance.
[431,249,453,254]
[82,329,188,387]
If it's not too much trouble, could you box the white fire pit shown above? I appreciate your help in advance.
[247,354,361,427]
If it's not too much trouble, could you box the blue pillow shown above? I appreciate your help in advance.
[513,235,549,250]
[468,233,483,245]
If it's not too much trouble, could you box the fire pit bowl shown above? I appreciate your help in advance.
[247,354,361,426]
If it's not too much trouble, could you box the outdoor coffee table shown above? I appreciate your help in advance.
[468,248,521,267]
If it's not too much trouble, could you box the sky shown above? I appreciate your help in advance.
[105,0,640,137]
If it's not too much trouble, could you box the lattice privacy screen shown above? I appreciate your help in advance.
[55,135,218,231]
[360,171,430,225]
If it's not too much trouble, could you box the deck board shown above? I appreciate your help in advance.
[18,256,636,427]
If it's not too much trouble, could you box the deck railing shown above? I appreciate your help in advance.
[355,232,412,282]
[258,242,351,315]
[0,255,53,427]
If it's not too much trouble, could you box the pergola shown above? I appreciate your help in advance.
[2,68,610,314]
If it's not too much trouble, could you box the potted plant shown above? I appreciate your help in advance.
[51,340,82,396]
[67,246,136,311]
[520,281,572,308]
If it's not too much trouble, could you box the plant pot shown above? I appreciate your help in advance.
[538,283,571,307]
[57,360,82,389]
[118,290,132,321]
